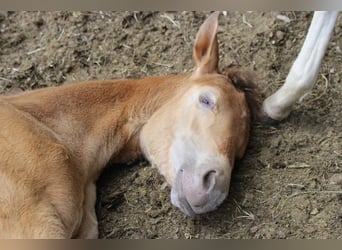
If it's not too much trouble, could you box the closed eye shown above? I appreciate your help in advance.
[199,93,216,110]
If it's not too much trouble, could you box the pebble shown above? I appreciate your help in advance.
[250,226,258,233]
[275,30,285,41]
[329,173,342,185]
[310,208,319,215]
[285,40,292,49]
[276,14,291,23]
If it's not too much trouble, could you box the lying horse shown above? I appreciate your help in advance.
[0,12,260,238]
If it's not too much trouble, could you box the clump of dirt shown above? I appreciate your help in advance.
[0,11,341,239]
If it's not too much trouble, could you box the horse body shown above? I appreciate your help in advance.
[0,75,184,238]
[0,12,259,238]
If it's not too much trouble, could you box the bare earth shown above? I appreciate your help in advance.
[0,11,341,239]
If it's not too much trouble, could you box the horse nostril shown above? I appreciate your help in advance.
[203,170,217,191]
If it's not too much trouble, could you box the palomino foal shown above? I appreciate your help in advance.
[0,12,259,238]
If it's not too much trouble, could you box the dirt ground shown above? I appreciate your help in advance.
[0,11,341,239]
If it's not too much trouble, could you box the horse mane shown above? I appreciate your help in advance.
[225,66,264,122]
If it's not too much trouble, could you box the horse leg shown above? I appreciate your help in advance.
[76,182,98,239]
[263,11,338,120]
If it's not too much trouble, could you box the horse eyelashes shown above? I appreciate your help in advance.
[199,94,215,110]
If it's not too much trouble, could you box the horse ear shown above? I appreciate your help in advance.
[192,11,220,77]
[227,67,265,121]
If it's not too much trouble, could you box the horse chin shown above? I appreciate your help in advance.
[171,186,196,217]
[170,184,228,217]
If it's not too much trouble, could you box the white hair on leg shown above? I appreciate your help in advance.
[263,11,339,120]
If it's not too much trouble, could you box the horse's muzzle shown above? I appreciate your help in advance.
[170,166,230,217]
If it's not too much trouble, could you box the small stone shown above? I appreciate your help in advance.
[329,174,342,185]
[276,14,291,23]
[250,226,258,233]
[285,40,292,49]
[275,30,285,41]
[270,137,281,148]
[184,232,191,239]
[310,208,319,215]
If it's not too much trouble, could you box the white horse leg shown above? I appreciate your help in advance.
[263,11,338,120]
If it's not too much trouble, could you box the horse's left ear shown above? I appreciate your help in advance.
[227,67,264,122]
[192,11,220,77]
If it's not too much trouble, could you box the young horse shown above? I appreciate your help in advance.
[263,11,339,120]
[0,12,260,238]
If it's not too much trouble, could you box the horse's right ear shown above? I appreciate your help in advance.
[192,11,220,78]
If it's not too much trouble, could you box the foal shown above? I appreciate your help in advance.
[0,12,260,238]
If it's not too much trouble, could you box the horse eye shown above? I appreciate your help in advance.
[199,94,215,109]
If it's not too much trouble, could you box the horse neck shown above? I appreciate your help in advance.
[7,74,189,179]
